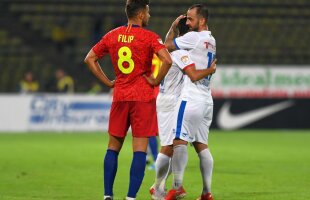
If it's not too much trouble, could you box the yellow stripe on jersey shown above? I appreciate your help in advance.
[152,54,162,78]
[126,24,132,33]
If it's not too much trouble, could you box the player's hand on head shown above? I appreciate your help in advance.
[143,74,157,86]
[173,15,186,27]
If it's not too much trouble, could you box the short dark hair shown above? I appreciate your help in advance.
[177,17,189,36]
[125,0,150,19]
[189,4,208,20]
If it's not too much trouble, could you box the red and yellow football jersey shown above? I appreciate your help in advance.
[92,24,165,102]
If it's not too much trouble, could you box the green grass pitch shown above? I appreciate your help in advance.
[0,130,310,200]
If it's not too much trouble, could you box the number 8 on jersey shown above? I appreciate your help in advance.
[117,46,135,74]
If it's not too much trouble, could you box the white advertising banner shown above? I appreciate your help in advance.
[0,94,112,132]
[211,66,310,98]
[0,95,30,131]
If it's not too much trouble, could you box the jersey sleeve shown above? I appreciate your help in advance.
[174,31,199,50]
[173,50,195,71]
[150,33,166,53]
[92,33,110,58]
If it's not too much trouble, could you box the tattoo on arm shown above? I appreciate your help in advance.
[165,25,178,43]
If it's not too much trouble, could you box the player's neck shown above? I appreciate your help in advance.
[199,25,208,32]
[128,19,142,27]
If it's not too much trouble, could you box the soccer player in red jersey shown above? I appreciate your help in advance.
[84,0,172,200]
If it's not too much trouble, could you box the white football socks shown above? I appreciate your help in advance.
[172,145,188,189]
[154,153,171,192]
[198,148,213,194]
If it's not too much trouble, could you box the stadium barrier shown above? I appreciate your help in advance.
[212,98,310,130]
[211,65,310,130]
[0,94,112,132]
[0,65,309,132]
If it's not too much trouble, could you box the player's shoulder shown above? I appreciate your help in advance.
[108,26,126,34]
[182,30,212,38]
[139,29,163,45]
[182,31,199,38]
[176,31,200,45]
[172,49,189,57]
[101,26,122,39]
[202,31,215,40]
[140,28,160,37]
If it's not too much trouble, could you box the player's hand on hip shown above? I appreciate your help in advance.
[143,74,157,86]
[210,59,217,74]
[108,80,115,88]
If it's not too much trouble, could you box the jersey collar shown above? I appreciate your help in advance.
[125,24,140,27]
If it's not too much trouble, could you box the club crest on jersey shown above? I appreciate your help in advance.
[181,56,189,64]
[205,42,216,51]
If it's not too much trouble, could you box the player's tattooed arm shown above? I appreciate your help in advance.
[165,15,186,52]
[84,50,114,88]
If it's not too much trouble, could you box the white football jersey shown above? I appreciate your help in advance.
[174,31,216,103]
[156,50,194,111]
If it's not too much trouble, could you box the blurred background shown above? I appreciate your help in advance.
[1,0,309,93]
[0,0,310,131]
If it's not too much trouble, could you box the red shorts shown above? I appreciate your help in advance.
[108,99,158,138]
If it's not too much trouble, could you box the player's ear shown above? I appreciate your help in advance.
[137,10,145,21]
[199,17,207,26]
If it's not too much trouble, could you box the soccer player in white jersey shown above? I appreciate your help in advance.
[145,17,216,200]
[164,4,216,200]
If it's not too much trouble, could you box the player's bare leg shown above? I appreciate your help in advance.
[193,142,214,200]
[107,135,125,151]
[132,137,148,152]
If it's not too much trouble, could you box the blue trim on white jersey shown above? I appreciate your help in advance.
[173,38,180,50]
[175,100,187,139]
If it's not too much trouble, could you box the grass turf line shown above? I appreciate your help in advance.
[0,130,309,200]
